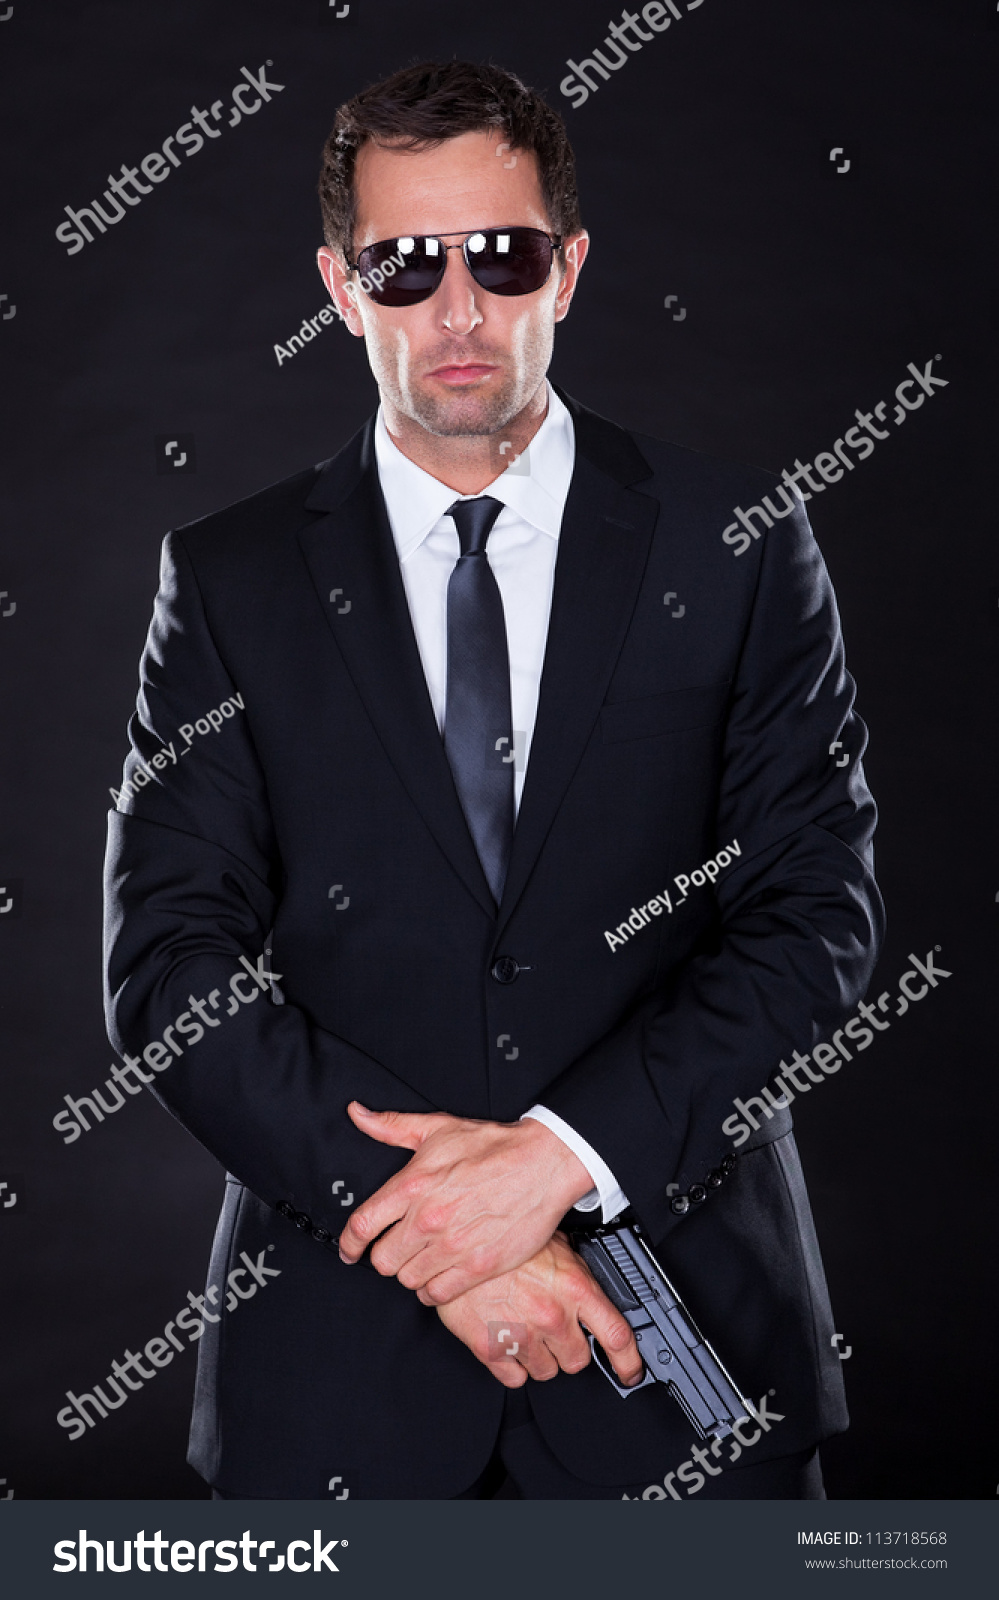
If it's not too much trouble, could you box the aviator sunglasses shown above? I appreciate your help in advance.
[347,226,563,307]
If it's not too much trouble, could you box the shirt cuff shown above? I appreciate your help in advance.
[521,1105,629,1224]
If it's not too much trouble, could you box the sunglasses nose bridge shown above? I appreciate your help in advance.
[441,238,477,274]
[437,244,486,330]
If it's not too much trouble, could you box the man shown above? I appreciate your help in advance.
[104,60,883,1500]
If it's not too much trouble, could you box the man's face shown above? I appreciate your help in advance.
[318,130,588,439]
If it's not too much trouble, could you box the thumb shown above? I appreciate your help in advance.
[346,1103,437,1150]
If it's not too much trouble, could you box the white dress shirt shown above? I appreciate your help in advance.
[373,384,628,1222]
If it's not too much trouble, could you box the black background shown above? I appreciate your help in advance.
[0,0,995,1501]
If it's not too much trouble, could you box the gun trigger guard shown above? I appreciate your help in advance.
[587,1333,656,1398]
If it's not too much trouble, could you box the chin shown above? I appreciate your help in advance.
[410,388,522,439]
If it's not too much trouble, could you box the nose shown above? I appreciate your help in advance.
[438,245,484,335]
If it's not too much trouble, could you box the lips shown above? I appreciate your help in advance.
[427,363,498,384]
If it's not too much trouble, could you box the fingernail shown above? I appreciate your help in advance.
[338,1249,351,1264]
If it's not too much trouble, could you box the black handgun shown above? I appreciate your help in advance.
[572,1217,750,1441]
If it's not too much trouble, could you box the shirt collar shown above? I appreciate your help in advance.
[373,381,575,561]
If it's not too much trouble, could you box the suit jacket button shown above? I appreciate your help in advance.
[312,1226,332,1243]
[670,1195,690,1215]
[294,1210,312,1230]
[491,955,520,984]
[276,1201,296,1220]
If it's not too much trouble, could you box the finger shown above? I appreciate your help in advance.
[467,1330,529,1388]
[346,1103,442,1151]
[485,1358,528,1389]
[522,1342,560,1383]
[418,1254,504,1306]
[442,1322,529,1387]
[395,1246,442,1291]
[374,1233,437,1285]
[522,1298,589,1379]
[492,1333,556,1385]
[579,1290,644,1387]
[543,1325,593,1378]
[337,1185,409,1263]
[368,1208,461,1284]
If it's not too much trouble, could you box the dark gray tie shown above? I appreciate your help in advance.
[443,496,514,905]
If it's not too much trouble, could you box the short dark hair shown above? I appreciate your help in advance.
[318,60,581,261]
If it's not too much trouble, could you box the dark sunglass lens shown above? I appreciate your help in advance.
[465,229,554,296]
[355,236,444,306]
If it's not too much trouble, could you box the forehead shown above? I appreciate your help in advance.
[352,129,549,248]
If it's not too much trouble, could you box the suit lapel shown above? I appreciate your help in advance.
[296,395,660,930]
[496,440,659,935]
[298,421,496,918]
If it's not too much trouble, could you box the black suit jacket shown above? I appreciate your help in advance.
[104,390,883,1497]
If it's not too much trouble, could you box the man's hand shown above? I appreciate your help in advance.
[338,1103,595,1303]
[433,1231,644,1389]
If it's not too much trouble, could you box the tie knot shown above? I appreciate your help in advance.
[447,495,504,556]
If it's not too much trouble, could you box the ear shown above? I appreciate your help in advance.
[553,230,590,324]
[317,246,365,338]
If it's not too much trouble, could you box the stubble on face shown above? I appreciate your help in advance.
[340,131,582,488]
[368,315,555,440]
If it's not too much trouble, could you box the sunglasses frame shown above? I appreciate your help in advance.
[346,226,564,305]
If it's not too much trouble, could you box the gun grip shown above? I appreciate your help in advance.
[587,1333,657,1398]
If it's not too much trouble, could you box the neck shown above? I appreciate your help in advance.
[381,382,550,495]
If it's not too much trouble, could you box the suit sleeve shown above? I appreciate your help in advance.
[103,530,436,1239]
[540,500,885,1240]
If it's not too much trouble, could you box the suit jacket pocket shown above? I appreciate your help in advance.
[600,681,732,744]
